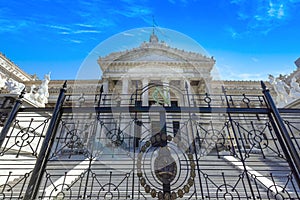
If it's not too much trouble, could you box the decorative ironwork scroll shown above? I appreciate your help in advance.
[0,82,299,199]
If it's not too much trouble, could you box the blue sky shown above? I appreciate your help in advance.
[0,0,300,80]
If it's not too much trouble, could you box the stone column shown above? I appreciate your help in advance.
[142,78,149,106]
[183,79,192,107]
[163,78,171,106]
[102,78,109,94]
[122,77,129,94]
[121,77,129,105]
[141,78,149,141]
[119,77,129,137]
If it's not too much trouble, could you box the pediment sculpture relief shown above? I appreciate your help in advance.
[268,74,300,107]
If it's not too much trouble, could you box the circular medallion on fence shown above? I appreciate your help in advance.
[137,134,195,199]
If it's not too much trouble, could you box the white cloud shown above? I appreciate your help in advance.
[0,1,152,39]
[230,0,246,4]
[225,72,265,80]
[268,1,285,19]
[46,25,71,31]
[278,4,285,18]
[237,73,264,80]
[289,0,300,3]
[225,27,241,39]
[59,31,70,35]
[113,5,152,18]
[237,12,249,20]
[0,19,32,33]
[121,32,135,37]
[76,23,95,28]
[228,0,298,37]
[67,39,82,44]
[216,60,296,81]
[168,0,188,5]
[74,30,102,34]
[251,57,259,62]
[215,64,265,80]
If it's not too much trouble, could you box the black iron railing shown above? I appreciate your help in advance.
[0,82,299,199]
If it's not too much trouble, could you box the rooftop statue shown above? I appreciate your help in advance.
[24,73,50,107]
[0,73,6,89]
[36,72,50,105]
[5,78,25,94]
[268,74,291,107]
[289,76,300,99]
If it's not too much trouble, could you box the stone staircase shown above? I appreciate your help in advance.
[1,146,300,199]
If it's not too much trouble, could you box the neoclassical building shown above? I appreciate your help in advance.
[0,31,300,199]
[2,32,299,109]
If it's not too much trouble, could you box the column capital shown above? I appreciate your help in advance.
[162,77,170,84]
[142,77,149,85]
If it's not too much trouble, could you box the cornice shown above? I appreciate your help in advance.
[0,53,34,82]
[98,41,215,71]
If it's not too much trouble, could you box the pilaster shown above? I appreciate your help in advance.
[142,78,149,106]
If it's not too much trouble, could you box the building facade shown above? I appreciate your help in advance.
[0,32,300,199]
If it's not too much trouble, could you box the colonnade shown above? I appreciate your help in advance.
[102,76,198,107]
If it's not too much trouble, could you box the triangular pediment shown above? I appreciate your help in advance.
[135,53,179,61]
[98,38,216,76]
[115,48,184,62]
[99,41,214,65]
[0,54,34,82]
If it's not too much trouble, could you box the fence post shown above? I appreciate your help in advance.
[0,89,25,148]
[24,81,67,199]
[261,81,300,188]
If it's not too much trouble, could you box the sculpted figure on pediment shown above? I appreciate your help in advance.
[0,73,6,89]
[5,78,25,94]
[289,76,300,99]
[36,72,50,104]
[75,93,85,107]
[268,74,291,106]
[24,85,38,103]
[24,73,50,107]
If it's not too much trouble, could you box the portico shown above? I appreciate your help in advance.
[97,32,215,107]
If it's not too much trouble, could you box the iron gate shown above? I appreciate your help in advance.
[0,81,300,199]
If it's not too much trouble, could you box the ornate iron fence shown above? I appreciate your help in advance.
[0,82,300,199]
